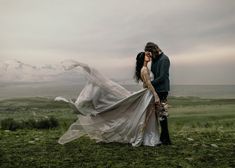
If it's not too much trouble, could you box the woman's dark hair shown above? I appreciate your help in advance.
[134,52,145,82]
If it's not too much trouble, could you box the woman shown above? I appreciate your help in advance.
[56,52,161,146]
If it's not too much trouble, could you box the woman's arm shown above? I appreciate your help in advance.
[141,68,160,104]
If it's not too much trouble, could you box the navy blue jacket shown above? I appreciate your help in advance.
[151,52,170,92]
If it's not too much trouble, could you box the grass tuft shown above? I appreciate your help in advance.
[0,116,59,131]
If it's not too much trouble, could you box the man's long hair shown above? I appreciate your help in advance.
[144,42,161,62]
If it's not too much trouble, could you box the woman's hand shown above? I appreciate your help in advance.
[155,97,161,106]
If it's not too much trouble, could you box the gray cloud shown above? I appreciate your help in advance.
[0,0,235,84]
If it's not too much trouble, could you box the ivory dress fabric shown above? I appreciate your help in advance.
[55,60,161,146]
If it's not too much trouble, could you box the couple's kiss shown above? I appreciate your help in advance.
[56,42,171,146]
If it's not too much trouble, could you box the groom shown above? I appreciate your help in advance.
[145,42,171,145]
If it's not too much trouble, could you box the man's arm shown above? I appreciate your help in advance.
[151,58,170,87]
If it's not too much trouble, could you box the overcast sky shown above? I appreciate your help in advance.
[0,0,235,84]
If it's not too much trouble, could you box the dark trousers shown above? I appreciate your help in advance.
[157,92,171,145]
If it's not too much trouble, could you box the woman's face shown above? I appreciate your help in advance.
[144,52,152,62]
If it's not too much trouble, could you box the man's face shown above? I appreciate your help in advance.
[152,52,157,59]
[145,51,152,58]
[152,48,161,58]
[145,46,160,59]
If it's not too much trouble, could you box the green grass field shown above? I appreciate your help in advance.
[0,97,234,168]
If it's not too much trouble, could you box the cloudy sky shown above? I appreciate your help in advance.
[0,0,235,84]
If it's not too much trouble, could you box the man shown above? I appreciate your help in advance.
[145,42,171,145]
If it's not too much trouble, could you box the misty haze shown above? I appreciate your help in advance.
[0,1,235,167]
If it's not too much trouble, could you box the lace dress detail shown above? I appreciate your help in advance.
[141,67,158,102]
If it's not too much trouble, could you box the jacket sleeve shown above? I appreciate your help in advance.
[151,58,170,87]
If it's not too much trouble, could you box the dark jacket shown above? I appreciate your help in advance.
[151,52,170,92]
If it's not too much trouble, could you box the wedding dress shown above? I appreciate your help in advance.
[55,60,161,147]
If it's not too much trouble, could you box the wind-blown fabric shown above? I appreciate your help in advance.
[55,60,160,146]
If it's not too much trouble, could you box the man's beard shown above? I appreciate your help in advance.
[152,51,159,61]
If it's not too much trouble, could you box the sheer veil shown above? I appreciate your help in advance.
[55,60,131,116]
[55,60,160,146]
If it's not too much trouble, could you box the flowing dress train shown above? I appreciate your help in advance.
[55,60,161,147]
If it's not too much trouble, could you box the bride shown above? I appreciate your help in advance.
[55,52,162,147]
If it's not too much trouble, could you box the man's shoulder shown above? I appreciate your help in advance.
[160,53,170,62]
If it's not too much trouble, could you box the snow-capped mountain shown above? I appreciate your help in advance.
[0,59,86,83]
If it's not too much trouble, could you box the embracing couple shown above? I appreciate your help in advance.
[56,42,171,147]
